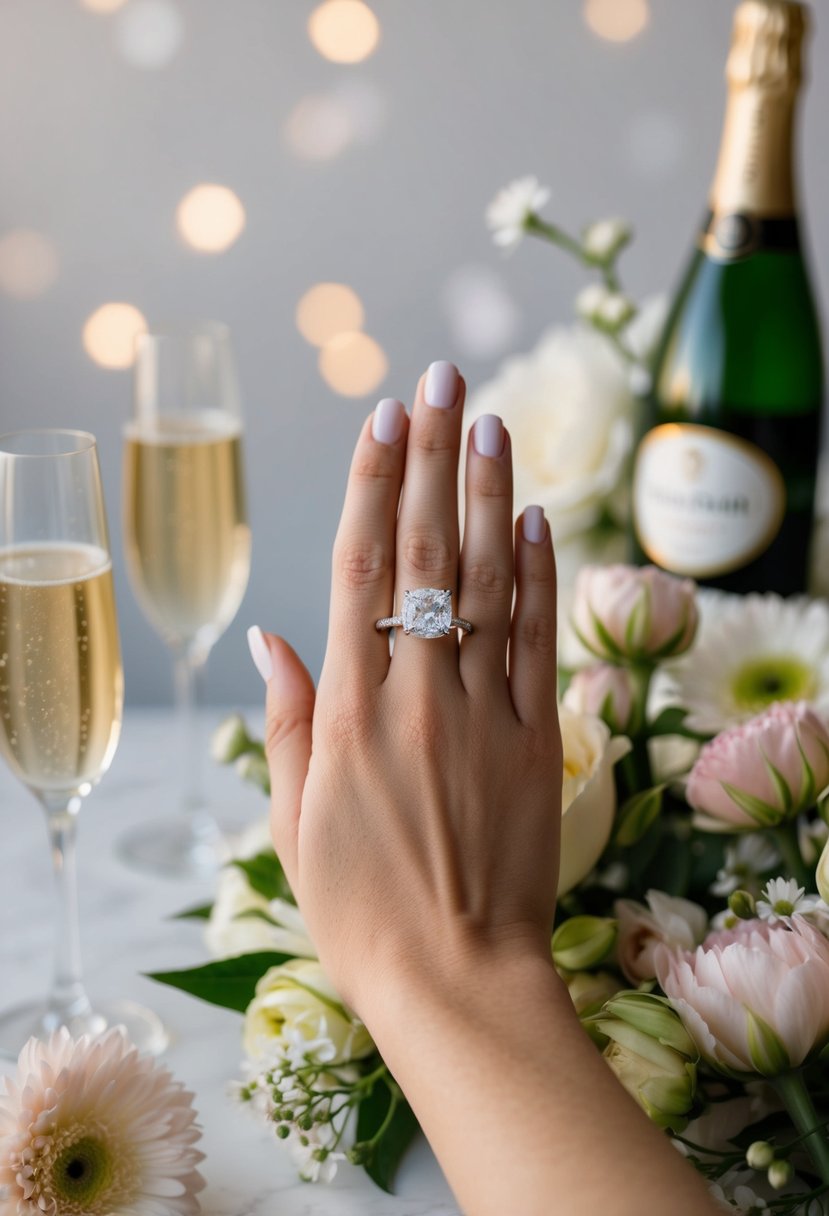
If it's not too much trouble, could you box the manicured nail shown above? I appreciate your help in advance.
[473,414,504,458]
[424,360,459,409]
[523,504,546,544]
[247,625,273,682]
[372,397,406,445]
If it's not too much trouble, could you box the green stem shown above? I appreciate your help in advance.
[363,1078,402,1149]
[525,214,588,262]
[772,822,813,891]
[775,1071,829,1186]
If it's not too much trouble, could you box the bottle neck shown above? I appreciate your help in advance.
[709,85,798,220]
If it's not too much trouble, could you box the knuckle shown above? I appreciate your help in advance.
[462,559,510,599]
[413,427,455,456]
[335,539,388,591]
[352,450,397,484]
[519,612,555,655]
[403,532,453,577]
[264,707,307,759]
[472,470,509,500]
[323,695,374,750]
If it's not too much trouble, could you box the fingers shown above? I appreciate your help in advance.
[508,508,559,733]
[248,627,316,892]
[458,416,514,693]
[392,361,465,670]
[325,398,409,689]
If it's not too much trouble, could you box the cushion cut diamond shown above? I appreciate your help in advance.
[402,588,453,638]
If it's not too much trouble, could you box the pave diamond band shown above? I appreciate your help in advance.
[376,588,474,639]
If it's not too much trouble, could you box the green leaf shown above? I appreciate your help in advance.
[647,707,711,741]
[232,851,293,902]
[170,901,214,921]
[615,785,666,847]
[146,952,294,1014]
[356,1081,419,1194]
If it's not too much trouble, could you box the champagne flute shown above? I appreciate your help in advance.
[118,322,251,877]
[0,429,167,1056]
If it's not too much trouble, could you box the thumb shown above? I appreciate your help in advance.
[247,626,315,891]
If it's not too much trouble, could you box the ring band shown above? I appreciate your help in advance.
[375,588,474,639]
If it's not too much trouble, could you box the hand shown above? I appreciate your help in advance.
[250,360,561,1016]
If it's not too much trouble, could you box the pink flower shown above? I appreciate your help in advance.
[615,890,708,983]
[686,701,829,830]
[655,916,829,1075]
[564,664,636,733]
[571,564,698,663]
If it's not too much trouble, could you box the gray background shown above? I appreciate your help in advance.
[1,0,827,706]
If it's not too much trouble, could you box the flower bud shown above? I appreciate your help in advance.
[767,1159,794,1190]
[745,1140,774,1170]
[687,702,829,831]
[589,991,697,1131]
[564,664,636,734]
[571,564,698,664]
[581,218,632,263]
[728,889,757,920]
[235,751,271,795]
[564,970,621,1017]
[211,713,251,764]
[552,916,617,972]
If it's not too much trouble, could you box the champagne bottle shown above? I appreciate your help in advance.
[632,0,823,594]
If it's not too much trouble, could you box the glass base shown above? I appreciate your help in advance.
[116,812,229,879]
[0,997,169,1063]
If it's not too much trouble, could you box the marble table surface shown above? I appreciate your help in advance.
[0,708,460,1216]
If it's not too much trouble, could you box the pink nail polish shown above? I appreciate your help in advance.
[523,505,546,544]
[247,625,273,682]
[473,414,504,458]
[372,397,406,445]
[424,360,459,409]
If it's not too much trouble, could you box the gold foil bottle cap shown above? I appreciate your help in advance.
[727,1,808,90]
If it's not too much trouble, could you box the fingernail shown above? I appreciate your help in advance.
[424,360,459,409]
[372,397,406,445]
[473,414,504,458]
[523,504,546,544]
[247,625,273,682]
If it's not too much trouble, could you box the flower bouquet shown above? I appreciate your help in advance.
[151,563,829,1212]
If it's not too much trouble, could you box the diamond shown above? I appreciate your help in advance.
[401,588,453,638]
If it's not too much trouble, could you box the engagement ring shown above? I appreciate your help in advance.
[375,589,474,639]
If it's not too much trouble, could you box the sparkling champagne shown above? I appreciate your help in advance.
[0,543,123,793]
[632,0,823,593]
[123,414,251,648]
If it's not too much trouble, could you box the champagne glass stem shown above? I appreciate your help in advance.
[174,645,209,819]
[42,797,92,1025]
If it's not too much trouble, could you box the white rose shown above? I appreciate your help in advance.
[243,959,374,1062]
[205,854,317,960]
[559,707,631,895]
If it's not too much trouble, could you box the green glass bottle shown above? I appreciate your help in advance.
[631,0,823,594]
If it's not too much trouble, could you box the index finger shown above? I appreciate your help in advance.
[322,397,409,690]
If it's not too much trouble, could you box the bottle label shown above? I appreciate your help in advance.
[701,210,800,261]
[633,423,786,578]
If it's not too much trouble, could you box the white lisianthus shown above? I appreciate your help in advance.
[206,866,317,960]
[243,959,373,1063]
[485,175,550,249]
[559,707,631,895]
[464,323,637,540]
[582,217,632,262]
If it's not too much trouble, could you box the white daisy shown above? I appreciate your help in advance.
[485,175,550,250]
[709,835,781,897]
[659,591,829,734]
[0,1029,203,1216]
[756,878,823,923]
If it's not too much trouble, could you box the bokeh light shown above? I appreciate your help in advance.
[114,0,184,69]
[296,283,365,347]
[441,265,520,360]
[319,331,387,397]
[584,0,649,42]
[80,0,128,12]
[284,95,354,161]
[82,303,147,370]
[176,184,246,253]
[0,229,59,299]
[308,0,380,64]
